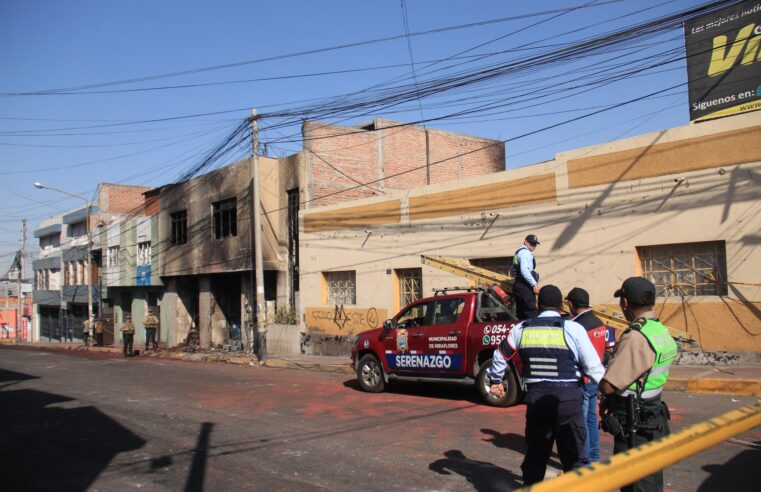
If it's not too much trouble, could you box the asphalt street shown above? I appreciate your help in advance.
[1,346,759,491]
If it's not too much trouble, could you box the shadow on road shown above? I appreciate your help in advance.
[342,378,484,404]
[0,368,147,491]
[698,443,761,492]
[481,428,562,470]
[429,449,522,491]
[185,422,214,492]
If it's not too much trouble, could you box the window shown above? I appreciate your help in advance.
[137,241,151,265]
[64,261,72,286]
[107,246,120,268]
[638,241,727,297]
[77,260,86,285]
[212,198,237,239]
[397,268,422,308]
[397,302,428,328]
[170,210,188,245]
[325,271,356,305]
[469,257,513,277]
[432,298,465,325]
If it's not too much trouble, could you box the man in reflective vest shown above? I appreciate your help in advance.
[566,287,607,463]
[600,277,677,492]
[488,285,604,486]
[511,234,541,319]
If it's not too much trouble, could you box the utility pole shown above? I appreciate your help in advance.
[250,109,267,360]
[16,219,25,343]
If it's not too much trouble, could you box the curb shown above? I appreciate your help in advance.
[667,378,761,397]
[262,358,354,374]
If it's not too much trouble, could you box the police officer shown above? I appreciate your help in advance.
[120,315,136,357]
[566,287,607,463]
[599,277,677,492]
[144,309,160,351]
[512,234,541,319]
[82,316,93,346]
[488,285,604,486]
[94,317,104,346]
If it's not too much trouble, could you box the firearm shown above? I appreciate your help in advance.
[625,394,637,449]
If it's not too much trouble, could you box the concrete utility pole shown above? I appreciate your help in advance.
[250,109,266,360]
[16,219,25,343]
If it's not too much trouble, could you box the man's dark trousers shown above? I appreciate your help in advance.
[146,328,157,350]
[123,333,134,356]
[613,398,669,492]
[522,382,586,485]
[513,281,538,319]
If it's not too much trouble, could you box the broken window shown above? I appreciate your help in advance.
[212,198,237,239]
[638,241,728,297]
[170,210,188,245]
[107,246,120,268]
[469,257,513,277]
[137,241,151,265]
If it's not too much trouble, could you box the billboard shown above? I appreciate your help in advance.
[685,1,761,122]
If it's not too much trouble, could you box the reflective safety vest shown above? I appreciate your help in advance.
[622,318,677,400]
[517,318,578,381]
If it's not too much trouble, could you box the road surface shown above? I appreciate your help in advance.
[1,346,759,491]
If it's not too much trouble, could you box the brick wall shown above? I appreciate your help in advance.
[303,119,504,208]
[99,184,152,214]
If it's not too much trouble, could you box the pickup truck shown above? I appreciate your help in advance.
[350,286,523,406]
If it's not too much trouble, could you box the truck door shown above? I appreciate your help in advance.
[384,300,430,374]
[416,297,467,375]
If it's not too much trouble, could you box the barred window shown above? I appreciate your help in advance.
[325,271,356,305]
[107,246,120,268]
[469,256,513,277]
[212,198,237,239]
[638,241,728,297]
[137,241,151,265]
[170,210,187,245]
[396,268,422,308]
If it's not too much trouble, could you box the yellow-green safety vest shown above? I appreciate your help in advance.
[622,318,677,400]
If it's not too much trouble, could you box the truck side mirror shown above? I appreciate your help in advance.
[383,319,396,331]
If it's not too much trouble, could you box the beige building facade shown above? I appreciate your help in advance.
[299,112,761,354]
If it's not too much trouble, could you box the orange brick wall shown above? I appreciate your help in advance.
[303,120,504,208]
[99,184,152,214]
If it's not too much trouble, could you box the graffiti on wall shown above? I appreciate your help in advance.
[305,306,388,336]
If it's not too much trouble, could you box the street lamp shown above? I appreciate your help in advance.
[33,183,94,333]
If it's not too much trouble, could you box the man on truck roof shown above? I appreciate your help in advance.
[512,234,541,319]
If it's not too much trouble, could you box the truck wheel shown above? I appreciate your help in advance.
[477,359,519,407]
[356,354,386,393]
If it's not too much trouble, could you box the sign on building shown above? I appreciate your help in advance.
[685,1,761,122]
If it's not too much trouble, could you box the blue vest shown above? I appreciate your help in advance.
[517,319,578,381]
[512,246,537,284]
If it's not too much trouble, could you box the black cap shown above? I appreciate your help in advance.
[538,285,563,309]
[566,287,590,308]
[614,277,656,306]
[525,234,540,245]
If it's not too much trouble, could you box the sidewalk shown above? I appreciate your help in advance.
[10,342,761,397]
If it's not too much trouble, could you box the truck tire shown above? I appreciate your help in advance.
[356,353,386,393]
[477,359,520,407]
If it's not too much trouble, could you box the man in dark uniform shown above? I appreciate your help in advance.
[566,287,607,463]
[487,285,605,485]
[600,277,677,492]
[511,234,541,319]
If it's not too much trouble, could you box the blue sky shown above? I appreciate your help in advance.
[0,0,713,271]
